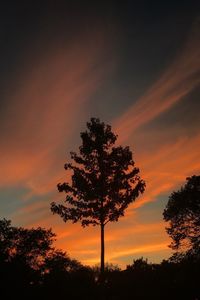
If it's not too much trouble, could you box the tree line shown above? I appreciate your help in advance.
[0,208,200,299]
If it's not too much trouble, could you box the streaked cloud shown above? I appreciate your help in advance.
[0,31,113,193]
[134,134,200,209]
[114,20,200,143]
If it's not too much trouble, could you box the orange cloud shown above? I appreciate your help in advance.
[112,20,200,208]
[76,218,171,266]
[108,242,169,259]
[114,21,200,143]
[0,30,113,194]
[132,134,200,208]
[52,220,170,267]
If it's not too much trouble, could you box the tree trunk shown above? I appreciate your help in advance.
[100,223,105,274]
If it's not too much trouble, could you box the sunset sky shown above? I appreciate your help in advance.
[0,1,200,268]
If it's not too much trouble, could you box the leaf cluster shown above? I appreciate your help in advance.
[163,175,200,256]
[51,118,145,227]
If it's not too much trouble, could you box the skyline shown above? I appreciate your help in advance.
[0,1,200,268]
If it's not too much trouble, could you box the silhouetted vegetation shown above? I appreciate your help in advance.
[1,173,200,300]
[1,219,200,299]
[0,219,93,298]
[51,118,145,274]
[163,175,200,261]
[1,110,199,299]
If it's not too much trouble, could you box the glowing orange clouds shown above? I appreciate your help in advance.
[132,134,200,209]
[112,21,200,211]
[114,21,200,144]
[61,221,171,267]
[0,31,113,193]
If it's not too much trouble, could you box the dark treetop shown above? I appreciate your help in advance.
[51,118,145,227]
[163,175,200,257]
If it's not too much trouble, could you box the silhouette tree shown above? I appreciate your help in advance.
[126,257,153,272]
[0,218,16,261]
[44,249,82,275]
[51,118,145,274]
[0,218,85,297]
[0,218,56,271]
[163,175,200,258]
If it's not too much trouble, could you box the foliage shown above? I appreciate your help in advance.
[0,218,55,269]
[0,218,83,294]
[51,118,145,227]
[43,249,82,274]
[126,257,154,272]
[51,118,145,273]
[1,218,200,299]
[163,175,200,258]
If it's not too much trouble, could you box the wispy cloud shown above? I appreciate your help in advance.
[109,242,169,260]
[54,220,170,267]
[133,134,200,208]
[114,20,200,143]
[111,20,200,213]
[0,31,113,192]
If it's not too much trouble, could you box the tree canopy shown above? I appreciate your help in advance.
[0,219,82,278]
[163,175,200,258]
[0,218,55,268]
